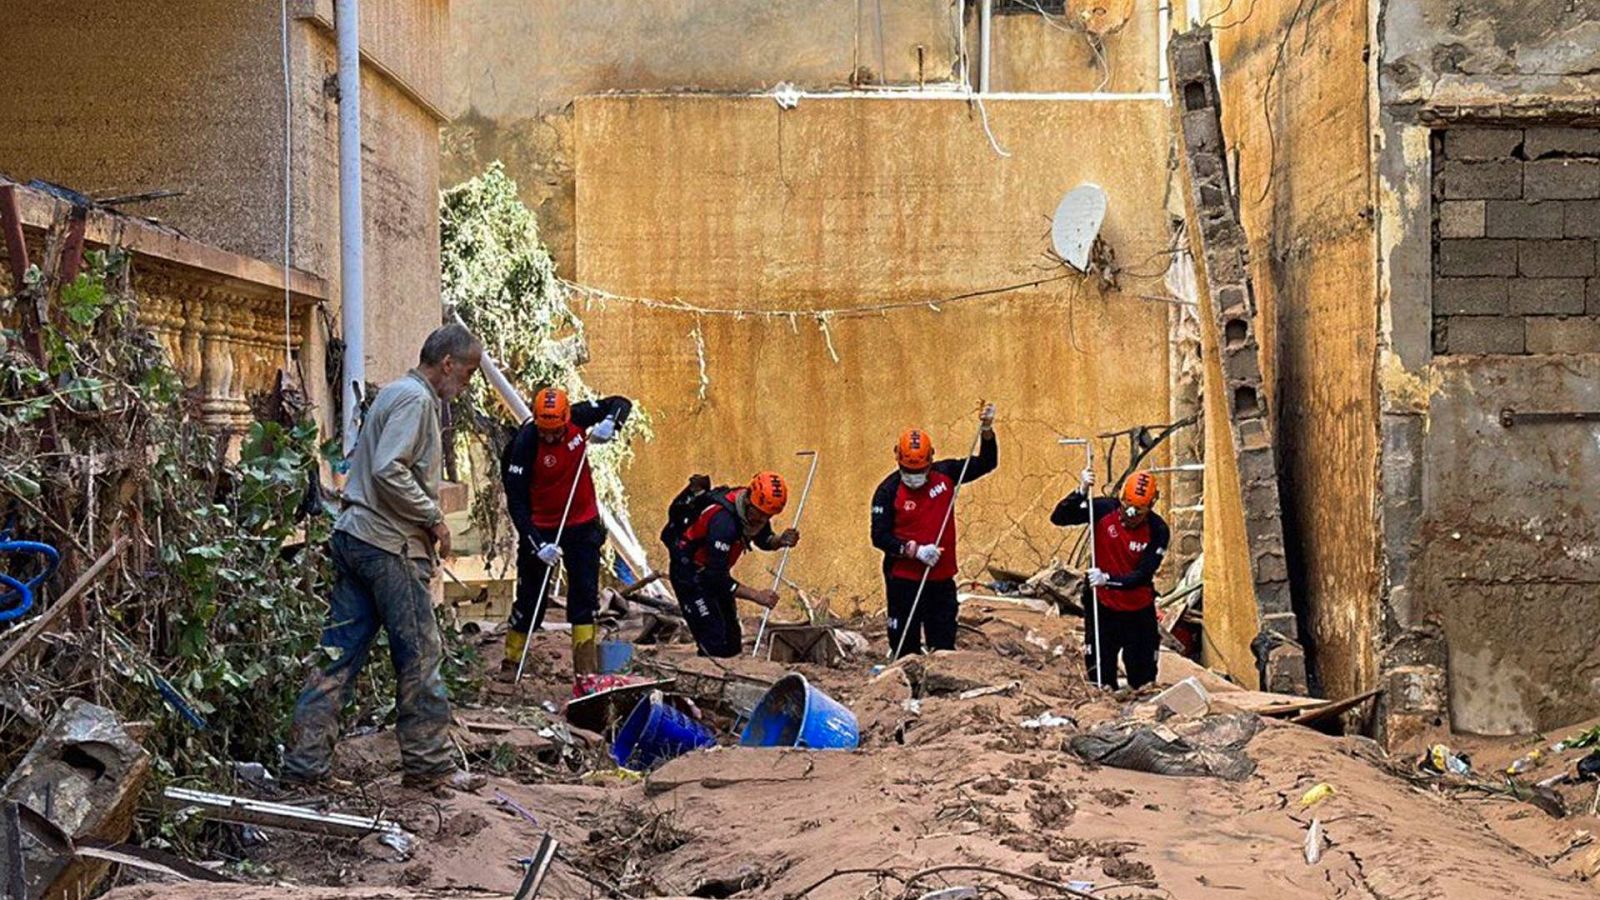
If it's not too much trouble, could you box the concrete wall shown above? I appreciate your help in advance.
[1206,0,1381,701]
[571,95,1176,608]
[444,0,1171,274]
[1376,0,1600,733]
[0,0,447,402]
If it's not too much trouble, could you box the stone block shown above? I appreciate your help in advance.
[1524,159,1600,200]
[1440,159,1522,199]
[1591,278,1600,314]
[1440,316,1525,354]
[1443,127,1523,160]
[1566,200,1600,238]
[1519,239,1596,277]
[1436,239,1518,276]
[1508,278,1586,315]
[1484,200,1564,238]
[1438,200,1485,238]
[1523,127,1600,160]
[1434,277,1507,315]
[1525,315,1600,353]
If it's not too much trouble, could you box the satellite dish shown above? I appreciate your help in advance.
[1051,184,1108,272]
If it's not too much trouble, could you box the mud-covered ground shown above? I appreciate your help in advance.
[105,600,1600,899]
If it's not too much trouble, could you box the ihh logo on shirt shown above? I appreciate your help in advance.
[567,434,583,451]
[928,482,949,499]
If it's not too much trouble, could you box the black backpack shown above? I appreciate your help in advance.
[660,475,738,555]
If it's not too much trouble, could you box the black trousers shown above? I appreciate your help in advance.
[1084,599,1159,689]
[886,575,958,657]
[508,520,605,634]
[670,565,742,658]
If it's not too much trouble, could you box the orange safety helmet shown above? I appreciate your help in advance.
[895,428,935,470]
[747,471,789,516]
[533,387,571,431]
[1121,470,1159,509]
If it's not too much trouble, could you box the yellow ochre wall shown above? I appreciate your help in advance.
[1209,0,1380,700]
[572,95,1177,610]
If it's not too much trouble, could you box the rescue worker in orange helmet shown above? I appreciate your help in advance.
[1051,468,1170,689]
[870,404,998,655]
[500,386,632,680]
[668,471,799,657]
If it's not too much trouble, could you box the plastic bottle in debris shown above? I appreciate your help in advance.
[1422,743,1472,776]
[1506,749,1544,776]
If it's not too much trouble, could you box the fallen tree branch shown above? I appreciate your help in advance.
[901,864,1100,898]
[786,866,907,898]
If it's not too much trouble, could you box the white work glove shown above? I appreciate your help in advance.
[1079,468,1096,493]
[979,403,996,431]
[536,542,563,566]
[1087,567,1110,588]
[915,544,943,567]
[589,417,617,444]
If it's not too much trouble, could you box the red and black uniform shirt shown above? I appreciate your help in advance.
[501,395,632,536]
[870,432,998,583]
[674,490,778,602]
[1050,492,1171,612]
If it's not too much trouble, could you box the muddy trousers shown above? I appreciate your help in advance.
[886,575,958,656]
[1084,599,1159,690]
[670,567,743,658]
[506,520,604,637]
[285,531,453,781]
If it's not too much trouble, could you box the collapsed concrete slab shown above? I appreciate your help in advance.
[0,697,150,900]
[1168,29,1305,694]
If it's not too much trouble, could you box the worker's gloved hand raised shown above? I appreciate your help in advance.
[776,528,801,548]
[915,544,943,567]
[536,542,563,565]
[1079,468,1096,493]
[1087,567,1110,588]
[589,417,617,444]
[751,589,781,609]
[979,402,997,431]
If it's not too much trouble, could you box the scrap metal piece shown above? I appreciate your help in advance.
[513,834,558,900]
[161,787,398,840]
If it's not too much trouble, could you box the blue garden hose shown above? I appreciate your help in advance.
[0,537,62,624]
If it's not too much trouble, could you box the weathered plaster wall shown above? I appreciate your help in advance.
[444,1,1170,274]
[1208,0,1381,702]
[0,0,446,404]
[1377,0,1600,734]
[572,95,1175,607]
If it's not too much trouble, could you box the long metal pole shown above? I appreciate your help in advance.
[978,0,993,94]
[514,447,590,683]
[889,425,984,662]
[1061,438,1103,687]
[751,450,820,657]
[336,0,365,454]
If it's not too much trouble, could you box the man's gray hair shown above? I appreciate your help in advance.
[419,323,481,366]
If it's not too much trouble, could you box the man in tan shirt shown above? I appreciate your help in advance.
[285,323,485,792]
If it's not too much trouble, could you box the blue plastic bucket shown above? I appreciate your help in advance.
[598,640,634,674]
[611,694,715,770]
[739,673,859,750]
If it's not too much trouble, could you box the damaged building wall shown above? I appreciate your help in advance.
[443,0,1170,275]
[1201,0,1381,703]
[571,95,1176,607]
[0,0,448,400]
[1377,0,1600,735]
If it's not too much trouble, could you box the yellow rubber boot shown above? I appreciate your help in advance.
[572,624,599,677]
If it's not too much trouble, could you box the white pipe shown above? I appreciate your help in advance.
[1158,0,1171,95]
[336,0,365,454]
[978,0,993,94]
[957,0,968,89]
[1187,0,1202,28]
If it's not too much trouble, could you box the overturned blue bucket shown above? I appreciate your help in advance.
[739,673,859,750]
[611,694,715,770]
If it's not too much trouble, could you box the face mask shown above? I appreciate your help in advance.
[901,471,928,490]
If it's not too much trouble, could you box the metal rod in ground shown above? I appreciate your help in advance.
[1061,438,1103,687]
[514,834,558,899]
[752,449,820,657]
[515,447,591,683]
[890,422,985,662]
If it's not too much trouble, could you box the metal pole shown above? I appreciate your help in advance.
[514,447,590,683]
[336,0,365,455]
[890,425,985,662]
[751,450,820,657]
[1061,438,1103,687]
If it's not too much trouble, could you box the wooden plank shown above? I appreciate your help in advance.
[0,537,128,674]
[1289,688,1383,726]
[162,788,397,839]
